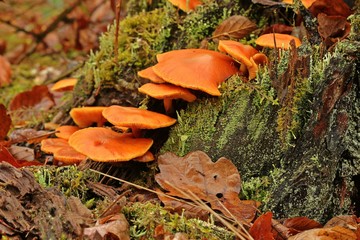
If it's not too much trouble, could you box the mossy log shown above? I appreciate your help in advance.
[64,1,359,223]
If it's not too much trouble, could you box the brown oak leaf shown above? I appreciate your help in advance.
[0,55,11,87]
[288,226,357,240]
[155,151,257,223]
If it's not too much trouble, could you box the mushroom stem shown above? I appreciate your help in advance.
[131,127,143,138]
[163,98,173,113]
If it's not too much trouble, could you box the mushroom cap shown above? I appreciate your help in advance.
[255,33,302,49]
[282,0,316,8]
[153,49,238,96]
[53,145,87,164]
[138,66,165,83]
[68,128,153,162]
[102,105,177,129]
[51,78,78,92]
[167,0,202,12]
[218,40,258,67]
[133,151,155,162]
[70,106,108,128]
[138,83,197,102]
[55,125,80,140]
[41,138,69,154]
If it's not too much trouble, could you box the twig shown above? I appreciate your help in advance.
[114,0,122,62]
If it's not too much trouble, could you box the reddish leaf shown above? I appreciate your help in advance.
[9,85,55,126]
[249,212,275,240]
[0,39,6,54]
[0,55,12,87]
[308,0,353,17]
[0,104,11,140]
[0,145,42,168]
[283,216,323,231]
[9,85,55,111]
[155,151,257,223]
[212,15,257,40]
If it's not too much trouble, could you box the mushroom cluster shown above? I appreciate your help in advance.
[137,48,239,112]
[41,105,177,165]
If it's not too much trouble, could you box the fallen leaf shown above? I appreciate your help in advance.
[9,85,55,111]
[212,15,257,41]
[317,13,351,47]
[0,104,11,140]
[262,24,294,35]
[83,214,130,240]
[324,215,358,229]
[157,190,210,220]
[155,151,257,223]
[308,0,353,17]
[288,226,357,240]
[9,85,55,126]
[8,145,34,161]
[249,212,275,240]
[283,216,323,231]
[0,145,42,168]
[0,39,6,54]
[0,55,12,87]
[9,128,53,144]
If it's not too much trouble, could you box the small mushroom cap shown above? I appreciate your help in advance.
[153,49,238,96]
[53,145,87,164]
[255,33,302,49]
[102,105,177,129]
[138,66,165,83]
[133,151,155,162]
[138,83,197,102]
[68,128,153,162]
[218,40,258,67]
[51,78,78,92]
[55,125,80,140]
[70,106,108,128]
[41,138,68,154]
[282,0,316,8]
[167,0,202,12]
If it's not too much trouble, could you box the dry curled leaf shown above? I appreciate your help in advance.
[324,215,358,229]
[0,104,11,140]
[155,151,257,223]
[212,15,257,41]
[83,214,130,240]
[0,55,11,87]
[288,226,357,240]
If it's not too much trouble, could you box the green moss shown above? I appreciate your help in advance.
[32,165,100,204]
[123,202,235,239]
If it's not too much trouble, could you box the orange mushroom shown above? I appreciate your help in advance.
[218,40,268,80]
[167,0,202,12]
[138,66,165,83]
[255,33,302,49]
[138,83,197,113]
[68,128,153,162]
[152,49,238,96]
[282,0,316,8]
[133,151,155,163]
[102,105,177,137]
[51,78,78,92]
[55,125,80,140]
[41,138,69,154]
[70,106,108,128]
[53,145,87,164]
